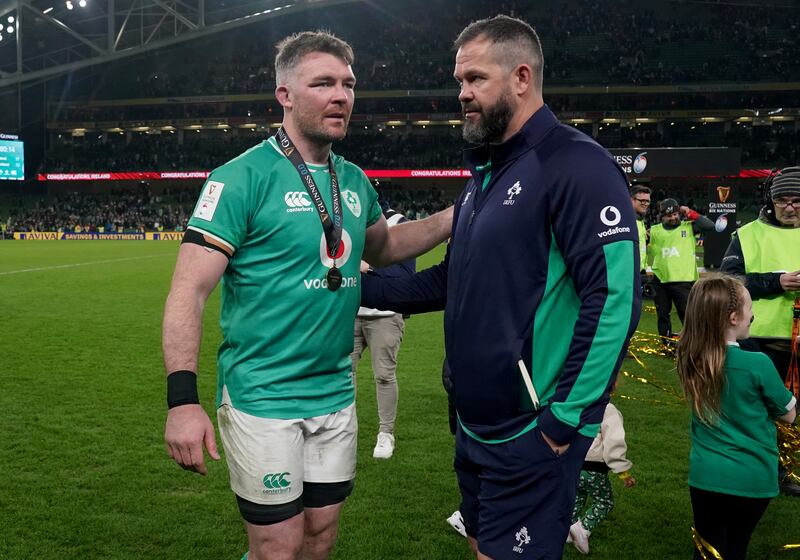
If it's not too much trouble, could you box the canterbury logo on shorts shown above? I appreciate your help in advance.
[262,472,292,492]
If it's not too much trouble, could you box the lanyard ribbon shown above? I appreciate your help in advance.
[275,127,342,261]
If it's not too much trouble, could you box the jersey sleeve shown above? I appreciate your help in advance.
[754,353,797,418]
[186,163,254,252]
[537,146,642,444]
[361,173,382,227]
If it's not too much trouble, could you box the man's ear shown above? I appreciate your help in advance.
[276,85,291,109]
[513,64,533,96]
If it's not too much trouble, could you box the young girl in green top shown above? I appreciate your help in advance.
[677,274,797,560]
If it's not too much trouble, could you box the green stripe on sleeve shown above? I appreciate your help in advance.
[549,240,635,428]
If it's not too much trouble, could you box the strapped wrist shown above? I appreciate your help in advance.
[167,370,199,409]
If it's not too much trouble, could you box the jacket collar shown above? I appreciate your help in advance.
[463,104,559,169]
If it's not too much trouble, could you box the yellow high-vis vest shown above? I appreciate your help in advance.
[738,220,800,339]
[636,219,647,269]
[648,221,698,283]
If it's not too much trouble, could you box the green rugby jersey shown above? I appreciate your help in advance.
[688,345,796,498]
[187,137,381,419]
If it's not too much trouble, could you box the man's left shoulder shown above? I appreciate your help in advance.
[541,129,624,186]
[545,125,614,162]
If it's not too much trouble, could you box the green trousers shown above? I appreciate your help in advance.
[571,470,615,532]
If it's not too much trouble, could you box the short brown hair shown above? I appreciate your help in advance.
[275,31,354,86]
[453,15,544,89]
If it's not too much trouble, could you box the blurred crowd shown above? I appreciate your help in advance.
[54,90,800,125]
[39,121,800,174]
[41,135,261,173]
[57,0,798,102]
[3,186,196,233]
[2,184,452,233]
[375,186,451,221]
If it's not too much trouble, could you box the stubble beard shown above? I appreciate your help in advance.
[296,110,349,147]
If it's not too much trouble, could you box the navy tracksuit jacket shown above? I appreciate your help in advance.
[362,105,641,444]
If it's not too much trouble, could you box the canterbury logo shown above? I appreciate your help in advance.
[284,191,312,208]
[263,472,291,489]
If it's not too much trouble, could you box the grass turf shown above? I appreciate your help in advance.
[0,241,798,559]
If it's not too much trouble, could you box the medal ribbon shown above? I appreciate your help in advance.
[275,127,342,260]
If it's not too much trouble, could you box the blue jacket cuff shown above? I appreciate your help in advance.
[537,407,577,445]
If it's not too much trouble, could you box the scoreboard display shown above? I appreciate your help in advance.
[0,138,24,180]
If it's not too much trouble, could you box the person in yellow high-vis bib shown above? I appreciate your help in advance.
[630,185,651,274]
[648,198,715,342]
[721,166,800,496]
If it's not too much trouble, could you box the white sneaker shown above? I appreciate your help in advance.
[569,521,591,555]
[373,432,395,459]
[446,510,467,538]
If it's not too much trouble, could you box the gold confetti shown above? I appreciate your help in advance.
[692,527,723,560]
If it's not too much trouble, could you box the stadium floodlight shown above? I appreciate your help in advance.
[66,1,73,9]
[78,0,86,7]
[0,34,3,42]
[8,15,14,23]
[6,25,12,34]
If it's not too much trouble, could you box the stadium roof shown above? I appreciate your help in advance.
[0,0,356,87]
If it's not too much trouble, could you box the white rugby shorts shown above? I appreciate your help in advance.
[217,401,357,505]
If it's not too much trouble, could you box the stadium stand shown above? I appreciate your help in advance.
[2,0,799,234]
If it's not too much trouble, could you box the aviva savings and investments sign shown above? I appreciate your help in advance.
[13,231,185,240]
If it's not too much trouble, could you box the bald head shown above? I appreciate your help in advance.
[454,15,544,91]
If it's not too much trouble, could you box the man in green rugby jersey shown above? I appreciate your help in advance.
[162,31,452,560]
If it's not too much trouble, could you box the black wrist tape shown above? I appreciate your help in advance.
[167,370,200,409]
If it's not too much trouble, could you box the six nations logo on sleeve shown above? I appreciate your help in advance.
[194,181,225,221]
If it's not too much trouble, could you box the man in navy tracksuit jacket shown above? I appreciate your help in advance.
[362,16,640,560]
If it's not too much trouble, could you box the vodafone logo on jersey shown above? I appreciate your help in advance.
[600,206,622,226]
[597,205,631,239]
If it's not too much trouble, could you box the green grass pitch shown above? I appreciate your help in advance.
[1,241,798,559]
